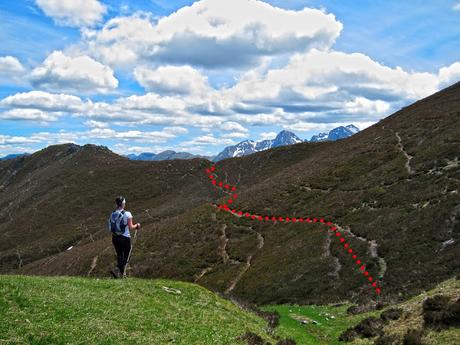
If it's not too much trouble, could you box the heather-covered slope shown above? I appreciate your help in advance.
[1,83,459,305]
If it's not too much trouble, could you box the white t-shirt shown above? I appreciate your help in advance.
[110,209,133,238]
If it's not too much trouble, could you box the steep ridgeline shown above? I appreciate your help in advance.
[1,83,459,306]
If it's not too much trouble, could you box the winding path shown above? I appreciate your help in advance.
[205,165,382,295]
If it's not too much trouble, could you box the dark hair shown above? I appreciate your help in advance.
[115,196,125,207]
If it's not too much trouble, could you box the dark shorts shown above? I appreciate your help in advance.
[112,235,131,274]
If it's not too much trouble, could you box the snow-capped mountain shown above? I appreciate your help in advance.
[309,132,329,142]
[212,140,258,161]
[272,130,303,147]
[213,130,302,161]
[310,125,360,142]
[214,125,360,161]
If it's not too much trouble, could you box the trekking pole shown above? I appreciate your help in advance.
[123,227,138,278]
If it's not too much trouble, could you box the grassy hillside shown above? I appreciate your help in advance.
[1,82,459,305]
[262,278,460,345]
[0,275,277,345]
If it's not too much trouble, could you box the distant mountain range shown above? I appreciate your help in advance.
[213,124,360,161]
[126,150,212,161]
[0,153,29,161]
[2,125,359,163]
[310,124,359,142]
[125,124,360,163]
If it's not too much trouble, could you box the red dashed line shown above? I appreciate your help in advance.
[205,165,382,295]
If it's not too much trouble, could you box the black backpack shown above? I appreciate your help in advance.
[108,210,127,235]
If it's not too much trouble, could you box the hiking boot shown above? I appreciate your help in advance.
[110,267,122,279]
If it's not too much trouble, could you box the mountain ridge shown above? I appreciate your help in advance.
[213,125,358,161]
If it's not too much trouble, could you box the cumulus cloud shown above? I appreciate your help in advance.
[0,56,25,75]
[82,0,342,68]
[84,120,108,128]
[182,134,236,146]
[438,62,460,87]
[225,49,440,118]
[218,121,249,132]
[221,132,248,138]
[453,3,460,11]
[0,91,87,113]
[259,131,277,140]
[30,51,118,93]
[134,65,210,95]
[36,0,106,27]
[0,56,26,84]
[0,108,61,122]
[84,128,183,142]
[0,125,188,153]
[282,121,376,133]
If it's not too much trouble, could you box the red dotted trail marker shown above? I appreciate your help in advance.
[203,165,382,295]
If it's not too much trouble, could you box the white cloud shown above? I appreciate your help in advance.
[0,134,42,145]
[30,51,118,93]
[0,56,26,85]
[227,49,439,114]
[0,56,25,75]
[259,131,277,140]
[0,144,35,156]
[84,120,108,128]
[438,61,460,87]
[344,97,390,115]
[182,134,236,146]
[221,132,248,138]
[282,121,377,133]
[84,128,177,142]
[134,65,210,95]
[0,108,61,122]
[218,121,249,132]
[81,0,342,68]
[2,52,457,133]
[36,0,106,27]
[0,91,87,113]
[0,125,188,152]
[162,126,189,135]
[453,3,460,11]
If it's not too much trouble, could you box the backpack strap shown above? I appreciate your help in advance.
[118,210,127,233]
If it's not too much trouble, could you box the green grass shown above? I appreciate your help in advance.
[263,278,460,345]
[2,275,459,345]
[0,275,275,345]
[262,304,376,345]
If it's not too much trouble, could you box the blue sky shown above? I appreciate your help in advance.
[1,0,459,157]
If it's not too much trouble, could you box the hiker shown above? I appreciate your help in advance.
[108,196,140,278]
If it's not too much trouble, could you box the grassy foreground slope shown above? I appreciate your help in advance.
[2,275,458,344]
[263,278,460,345]
[0,275,275,345]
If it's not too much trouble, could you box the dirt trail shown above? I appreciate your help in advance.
[323,230,341,279]
[218,224,230,264]
[339,225,387,279]
[224,227,264,294]
[392,130,415,175]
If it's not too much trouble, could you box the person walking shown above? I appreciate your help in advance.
[108,196,140,278]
